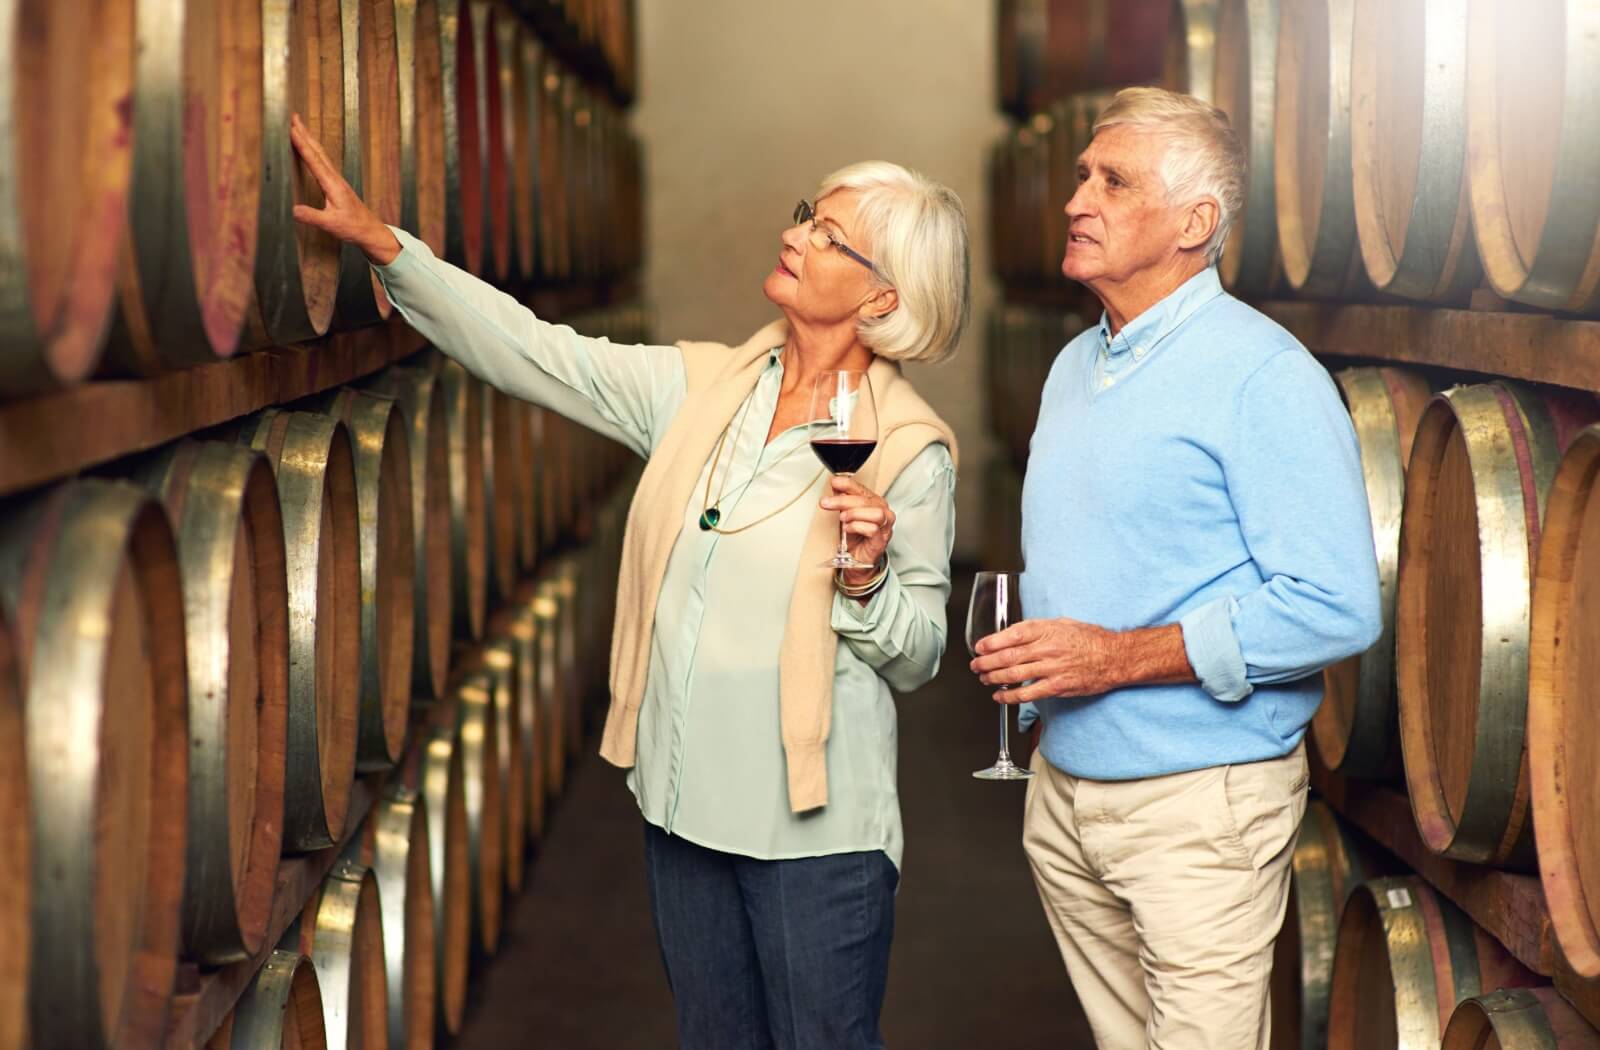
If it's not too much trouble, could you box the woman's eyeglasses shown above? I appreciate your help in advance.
[794,200,878,274]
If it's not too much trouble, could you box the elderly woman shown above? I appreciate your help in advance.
[288,117,967,1048]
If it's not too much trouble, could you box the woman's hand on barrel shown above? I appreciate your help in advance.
[821,476,896,588]
[287,113,403,266]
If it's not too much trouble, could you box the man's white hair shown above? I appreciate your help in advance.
[1091,87,1246,266]
[813,161,971,365]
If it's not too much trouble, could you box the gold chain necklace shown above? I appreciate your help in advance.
[698,394,824,536]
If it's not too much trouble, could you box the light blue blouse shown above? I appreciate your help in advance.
[375,228,956,870]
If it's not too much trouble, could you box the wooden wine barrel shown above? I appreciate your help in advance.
[435,0,468,269]
[500,12,538,281]
[482,639,528,893]
[130,440,290,965]
[236,409,362,851]
[0,0,135,392]
[249,0,345,347]
[0,480,187,1050]
[553,561,585,755]
[1163,0,1219,101]
[313,389,415,770]
[510,605,547,844]
[480,2,512,280]
[333,0,404,329]
[1466,0,1600,314]
[434,356,488,640]
[1327,876,1532,1049]
[997,0,1048,116]
[1041,0,1171,101]
[513,400,542,573]
[1314,368,1431,779]
[395,0,447,257]
[369,787,435,1050]
[106,0,264,373]
[0,609,26,1050]
[1271,801,1380,1050]
[1273,0,1367,297]
[573,85,601,282]
[207,950,326,1050]
[538,54,571,280]
[1395,383,1578,869]
[1213,0,1282,295]
[415,726,470,1038]
[285,859,388,1050]
[1443,987,1600,1049]
[1350,0,1480,303]
[556,409,582,542]
[364,366,452,702]
[451,0,492,276]
[481,382,522,603]
[456,673,505,957]
[1530,423,1600,977]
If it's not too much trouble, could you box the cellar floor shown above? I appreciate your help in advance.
[455,572,1096,1048]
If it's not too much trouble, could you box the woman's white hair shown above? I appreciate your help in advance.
[814,161,971,365]
[1091,87,1246,266]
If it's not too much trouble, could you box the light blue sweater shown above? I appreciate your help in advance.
[1019,267,1382,780]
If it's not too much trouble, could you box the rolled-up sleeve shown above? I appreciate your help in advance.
[1188,350,1383,700]
[831,443,956,693]
[375,226,684,456]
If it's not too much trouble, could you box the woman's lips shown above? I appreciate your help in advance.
[776,257,797,278]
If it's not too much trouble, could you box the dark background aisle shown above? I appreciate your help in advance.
[454,573,1096,1048]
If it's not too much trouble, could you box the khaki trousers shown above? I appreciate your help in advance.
[1022,743,1308,1050]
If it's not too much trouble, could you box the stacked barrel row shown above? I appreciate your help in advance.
[0,0,643,394]
[990,0,1600,314]
[1198,364,1600,1049]
[1267,800,1600,1049]
[0,294,647,1049]
[212,472,635,1050]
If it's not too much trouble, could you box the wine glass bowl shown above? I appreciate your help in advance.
[809,370,879,570]
[968,570,1034,781]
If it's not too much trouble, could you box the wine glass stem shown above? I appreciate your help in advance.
[835,472,851,560]
[998,704,1013,765]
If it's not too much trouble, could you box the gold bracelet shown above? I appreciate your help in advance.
[835,557,890,599]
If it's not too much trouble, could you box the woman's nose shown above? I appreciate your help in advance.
[781,223,809,252]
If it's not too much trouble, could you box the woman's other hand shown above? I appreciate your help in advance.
[288,113,403,266]
[821,476,896,588]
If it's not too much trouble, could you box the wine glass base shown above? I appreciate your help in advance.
[821,554,877,570]
[973,759,1034,781]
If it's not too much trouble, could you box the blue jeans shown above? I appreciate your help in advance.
[642,822,899,1050]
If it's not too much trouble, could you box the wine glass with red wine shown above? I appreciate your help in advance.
[809,370,879,570]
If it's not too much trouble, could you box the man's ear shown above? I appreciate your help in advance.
[860,285,899,321]
[1179,198,1221,253]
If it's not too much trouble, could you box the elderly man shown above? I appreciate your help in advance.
[970,87,1381,1049]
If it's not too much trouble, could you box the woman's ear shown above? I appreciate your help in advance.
[860,285,899,321]
[1179,198,1220,253]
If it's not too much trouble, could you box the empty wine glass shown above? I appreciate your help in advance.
[968,570,1034,780]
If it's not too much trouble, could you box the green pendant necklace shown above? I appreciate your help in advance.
[698,386,823,534]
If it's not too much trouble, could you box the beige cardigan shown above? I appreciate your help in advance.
[598,319,959,812]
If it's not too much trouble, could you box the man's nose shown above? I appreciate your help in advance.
[1064,183,1091,219]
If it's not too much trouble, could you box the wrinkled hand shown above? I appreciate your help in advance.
[820,475,895,586]
[288,113,402,265]
[968,617,1119,704]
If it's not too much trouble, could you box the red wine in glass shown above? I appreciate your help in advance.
[809,438,878,475]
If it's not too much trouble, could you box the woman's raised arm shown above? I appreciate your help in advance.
[288,114,683,458]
